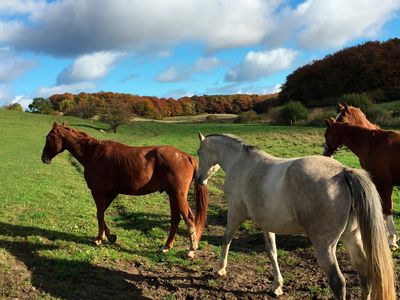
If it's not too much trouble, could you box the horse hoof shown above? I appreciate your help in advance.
[216,269,226,277]
[187,250,195,259]
[158,245,171,253]
[93,239,102,246]
[268,287,283,298]
[108,234,117,244]
[389,243,399,251]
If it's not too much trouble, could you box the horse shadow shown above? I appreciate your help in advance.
[113,207,187,238]
[203,204,312,253]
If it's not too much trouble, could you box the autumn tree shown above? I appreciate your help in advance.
[100,98,131,133]
[4,103,24,112]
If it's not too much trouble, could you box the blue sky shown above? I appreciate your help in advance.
[0,0,399,109]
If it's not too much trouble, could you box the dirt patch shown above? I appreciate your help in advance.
[0,220,399,299]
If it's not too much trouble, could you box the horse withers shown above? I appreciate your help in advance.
[41,122,208,258]
[196,133,395,300]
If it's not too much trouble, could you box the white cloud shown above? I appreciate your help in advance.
[37,82,97,98]
[0,0,398,57]
[57,51,124,84]
[205,83,281,95]
[225,48,298,82]
[0,48,36,82]
[11,95,32,110]
[156,56,221,83]
[273,0,400,49]
[0,0,280,56]
[156,66,190,83]
[193,57,222,72]
[0,0,47,15]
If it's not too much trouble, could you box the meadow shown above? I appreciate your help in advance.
[0,109,399,299]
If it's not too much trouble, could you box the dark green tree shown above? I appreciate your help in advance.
[280,101,308,125]
[28,97,53,114]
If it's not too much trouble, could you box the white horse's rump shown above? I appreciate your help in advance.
[196,133,395,300]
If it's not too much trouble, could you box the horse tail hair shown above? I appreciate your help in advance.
[190,157,209,243]
[344,168,395,300]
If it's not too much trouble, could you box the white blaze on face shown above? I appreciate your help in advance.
[335,112,342,121]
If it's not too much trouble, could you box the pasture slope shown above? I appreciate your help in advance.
[0,109,399,299]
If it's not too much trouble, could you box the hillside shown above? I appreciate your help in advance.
[279,38,400,107]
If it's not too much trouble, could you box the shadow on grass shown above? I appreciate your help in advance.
[70,123,107,132]
[0,222,148,299]
[0,222,272,299]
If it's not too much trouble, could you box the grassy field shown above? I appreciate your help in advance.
[0,109,399,299]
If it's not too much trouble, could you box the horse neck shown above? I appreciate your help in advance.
[211,138,254,172]
[338,125,370,161]
[345,112,376,129]
[62,130,98,166]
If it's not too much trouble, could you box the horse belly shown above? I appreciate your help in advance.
[249,208,304,235]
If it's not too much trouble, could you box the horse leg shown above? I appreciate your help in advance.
[376,180,398,250]
[217,208,245,277]
[341,226,371,299]
[172,193,196,258]
[92,192,106,246]
[263,231,283,297]
[313,241,346,300]
[160,198,181,253]
[103,192,118,244]
[385,214,399,251]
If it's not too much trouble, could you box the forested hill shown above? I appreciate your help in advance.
[279,38,400,107]
[48,92,277,118]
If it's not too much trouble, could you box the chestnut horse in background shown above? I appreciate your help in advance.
[41,122,208,258]
[323,119,399,250]
[334,102,378,129]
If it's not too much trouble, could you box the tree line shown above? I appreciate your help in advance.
[279,38,400,107]
[28,92,277,119]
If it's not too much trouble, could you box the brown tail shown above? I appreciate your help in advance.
[189,156,209,244]
[344,168,395,300]
[194,181,208,243]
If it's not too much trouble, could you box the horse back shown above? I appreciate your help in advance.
[84,142,195,195]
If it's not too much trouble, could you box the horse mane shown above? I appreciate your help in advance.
[206,134,258,153]
[60,125,101,145]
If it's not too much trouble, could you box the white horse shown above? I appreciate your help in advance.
[195,133,395,300]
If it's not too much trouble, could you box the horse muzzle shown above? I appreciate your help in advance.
[322,144,334,158]
[41,155,51,164]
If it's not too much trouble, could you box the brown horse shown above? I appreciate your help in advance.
[323,119,399,250]
[41,122,208,258]
[335,102,378,129]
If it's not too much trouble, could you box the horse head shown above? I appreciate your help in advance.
[336,102,376,129]
[195,132,220,185]
[41,122,67,164]
[323,118,343,157]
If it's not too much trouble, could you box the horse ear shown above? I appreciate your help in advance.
[343,102,349,112]
[198,132,205,141]
[338,102,344,110]
[52,122,57,129]
[325,118,335,127]
[62,121,66,126]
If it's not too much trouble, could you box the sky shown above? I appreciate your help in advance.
[0,0,399,109]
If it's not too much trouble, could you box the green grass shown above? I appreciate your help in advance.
[0,109,399,298]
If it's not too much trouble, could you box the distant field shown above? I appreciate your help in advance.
[0,109,398,299]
